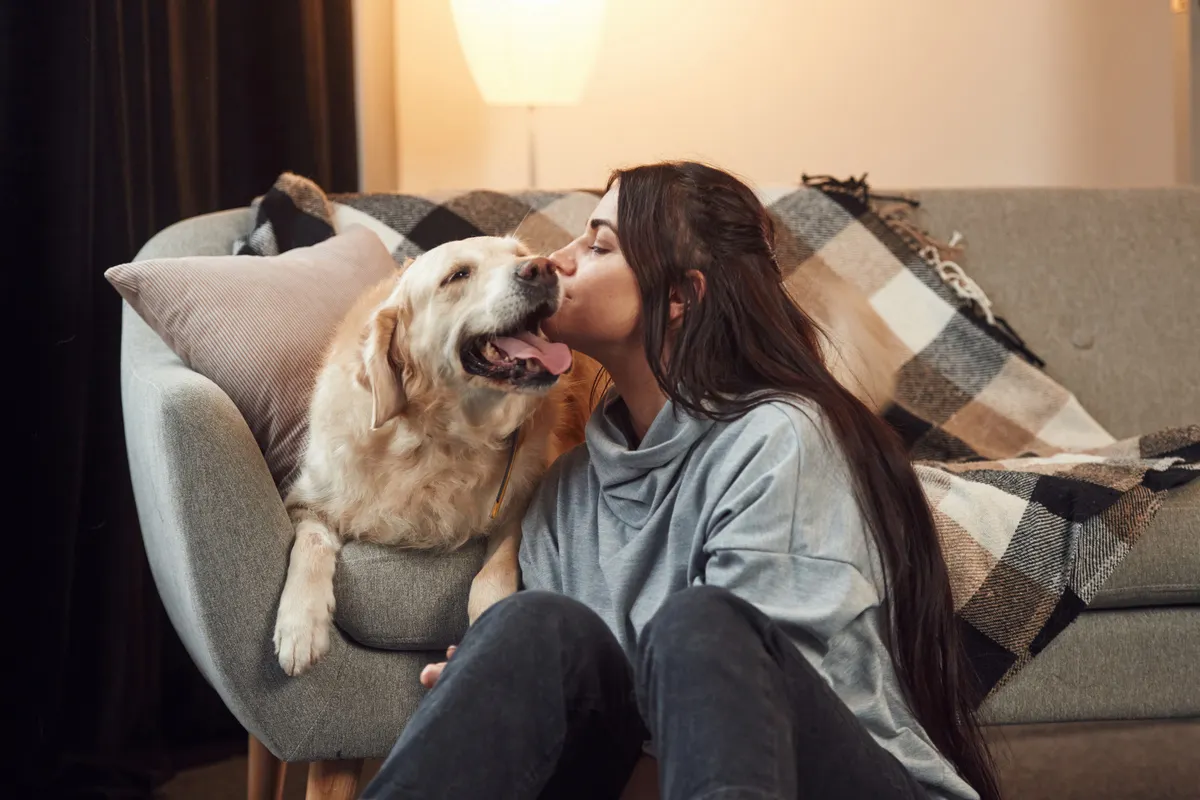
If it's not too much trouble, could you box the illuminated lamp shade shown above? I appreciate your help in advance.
[450,0,607,107]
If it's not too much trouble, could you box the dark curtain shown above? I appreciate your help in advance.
[4,2,358,796]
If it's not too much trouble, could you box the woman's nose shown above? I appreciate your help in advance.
[548,245,576,276]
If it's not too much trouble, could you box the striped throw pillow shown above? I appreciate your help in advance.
[106,225,398,490]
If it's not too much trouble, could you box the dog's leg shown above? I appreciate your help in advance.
[468,518,521,623]
[274,510,342,676]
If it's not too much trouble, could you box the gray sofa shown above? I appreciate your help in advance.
[121,189,1199,795]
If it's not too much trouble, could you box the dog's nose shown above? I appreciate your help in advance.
[515,257,557,287]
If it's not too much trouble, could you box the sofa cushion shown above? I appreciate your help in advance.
[333,539,484,650]
[980,606,1200,725]
[909,188,1200,439]
[1090,479,1200,609]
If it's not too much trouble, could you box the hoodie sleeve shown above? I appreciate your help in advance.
[518,458,565,592]
[701,406,881,648]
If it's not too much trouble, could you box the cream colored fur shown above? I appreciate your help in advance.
[273,235,597,676]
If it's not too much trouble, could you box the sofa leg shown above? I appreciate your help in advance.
[247,734,287,800]
[306,758,363,800]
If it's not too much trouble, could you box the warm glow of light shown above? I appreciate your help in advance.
[450,0,607,106]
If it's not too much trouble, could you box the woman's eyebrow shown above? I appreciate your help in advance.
[589,218,616,234]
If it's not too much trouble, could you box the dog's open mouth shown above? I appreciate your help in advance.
[460,308,572,388]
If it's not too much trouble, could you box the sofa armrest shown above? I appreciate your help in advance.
[135,207,257,260]
[120,305,430,760]
[120,299,288,724]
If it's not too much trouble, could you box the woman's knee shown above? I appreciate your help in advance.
[640,585,754,659]
[475,590,622,660]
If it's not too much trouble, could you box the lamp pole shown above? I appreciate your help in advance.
[528,105,538,190]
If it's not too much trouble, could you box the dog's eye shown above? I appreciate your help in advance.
[441,266,471,287]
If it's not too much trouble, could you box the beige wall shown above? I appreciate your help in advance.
[357,0,1178,192]
[353,0,400,191]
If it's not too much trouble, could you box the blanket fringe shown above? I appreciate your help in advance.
[802,174,1045,369]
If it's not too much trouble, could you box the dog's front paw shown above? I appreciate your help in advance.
[273,587,334,677]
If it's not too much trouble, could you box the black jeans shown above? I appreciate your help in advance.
[362,586,927,800]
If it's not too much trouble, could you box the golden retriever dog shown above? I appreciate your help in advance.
[274,235,599,677]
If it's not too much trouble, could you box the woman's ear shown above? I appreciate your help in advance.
[360,306,407,428]
[668,270,707,326]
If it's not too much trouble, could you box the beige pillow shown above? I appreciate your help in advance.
[106,225,398,488]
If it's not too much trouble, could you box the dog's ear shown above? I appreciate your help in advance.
[361,306,407,428]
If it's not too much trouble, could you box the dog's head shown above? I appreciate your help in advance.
[361,236,572,428]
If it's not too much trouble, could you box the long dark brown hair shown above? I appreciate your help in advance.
[610,162,1000,799]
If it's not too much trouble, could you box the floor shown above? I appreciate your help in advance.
[160,720,1200,799]
[160,756,383,800]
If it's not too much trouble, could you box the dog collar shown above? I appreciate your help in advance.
[490,427,522,521]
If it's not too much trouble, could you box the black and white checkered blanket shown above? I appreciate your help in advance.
[237,173,1199,700]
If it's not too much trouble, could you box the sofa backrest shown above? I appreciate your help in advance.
[132,192,1198,439]
[910,188,1198,438]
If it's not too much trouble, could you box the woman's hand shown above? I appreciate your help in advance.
[419,645,456,688]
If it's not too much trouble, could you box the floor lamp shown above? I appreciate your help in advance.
[451,0,607,189]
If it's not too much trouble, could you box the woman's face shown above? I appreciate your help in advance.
[544,183,641,358]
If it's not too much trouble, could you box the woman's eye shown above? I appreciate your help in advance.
[589,245,609,255]
[442,267,471,286]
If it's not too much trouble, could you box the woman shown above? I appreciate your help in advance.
[362,162,1000,800]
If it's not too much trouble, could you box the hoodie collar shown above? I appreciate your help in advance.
[586,391,716,500]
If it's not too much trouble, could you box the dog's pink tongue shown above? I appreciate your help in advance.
[492,332,572,375]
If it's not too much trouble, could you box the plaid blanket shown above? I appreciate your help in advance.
[238,173,1199,700]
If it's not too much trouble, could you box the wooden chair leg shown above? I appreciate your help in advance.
[247,733,287,800]
[306,758,363,800]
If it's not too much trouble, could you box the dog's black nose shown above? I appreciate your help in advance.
[515,258,557,288]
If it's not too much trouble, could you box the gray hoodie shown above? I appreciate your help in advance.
[519,393,977,800]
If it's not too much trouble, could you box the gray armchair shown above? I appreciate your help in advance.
[123,190,1199,800]
[121,209,483,799]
